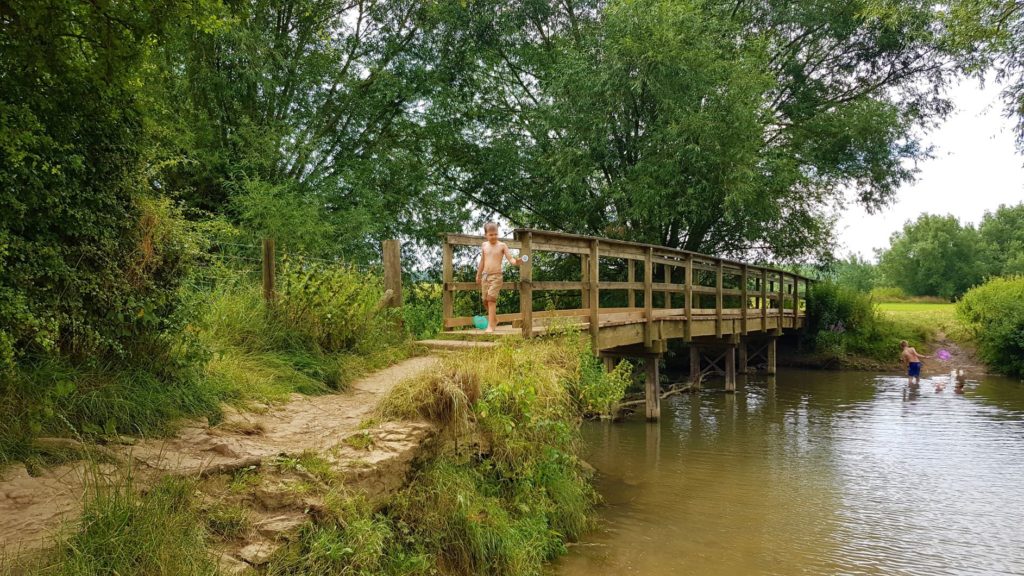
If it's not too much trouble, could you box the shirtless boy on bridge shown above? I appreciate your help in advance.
[899,340,931,387]
[476,222,521,333]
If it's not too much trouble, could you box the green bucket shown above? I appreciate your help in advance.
[472,315,488,330]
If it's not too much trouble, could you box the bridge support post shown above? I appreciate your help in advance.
[603,355,615,373]
[689,345,701,389]
[725,345,736,393]
[738,341,748,374]
[767,336,777,375]
[645,358,660,421]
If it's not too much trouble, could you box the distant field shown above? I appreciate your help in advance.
[877,302,966,341]
[877,302,955,313]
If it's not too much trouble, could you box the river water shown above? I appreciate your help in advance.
[554,369,1024,576]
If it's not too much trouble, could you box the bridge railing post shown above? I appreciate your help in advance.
[792,277,800,324]
[518,231,533,338]
[761,268,768,330]
[627,256,635,308]
[684,253,693,341]
[715,259,723,338]
[589,238,600,351]
[644,247,653,348]
[740,264,748,335]
[777,271,784,330]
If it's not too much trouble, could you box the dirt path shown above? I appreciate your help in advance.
[931,331,986,377]
[0,355,439,561]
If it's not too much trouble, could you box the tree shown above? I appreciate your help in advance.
[831,254,880,293]
[0,0,194,368]
[877,214,987,299]
[426,0,961,261]
[146,0,473,260]
[979,202,1024,275]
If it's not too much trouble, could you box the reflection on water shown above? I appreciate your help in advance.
[553,370,1024,576]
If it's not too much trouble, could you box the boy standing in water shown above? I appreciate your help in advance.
[476,222,521,333]
[899,340,930,387]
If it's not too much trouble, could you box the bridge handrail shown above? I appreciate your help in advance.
[441,228,813,345]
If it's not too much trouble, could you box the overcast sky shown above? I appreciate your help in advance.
[836,78,1024,260]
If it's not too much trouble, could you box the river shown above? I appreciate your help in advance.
[554,369,1024,575]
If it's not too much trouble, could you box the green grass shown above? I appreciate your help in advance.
[876,302,956,313]
[4,476,218,576]
[877,302,968,342]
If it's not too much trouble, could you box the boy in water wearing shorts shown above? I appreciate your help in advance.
[899,340,931,387]
[476,222,521,333]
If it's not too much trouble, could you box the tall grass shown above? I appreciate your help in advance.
[6,475,217,576]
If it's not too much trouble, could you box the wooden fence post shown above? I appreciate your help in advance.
[382,239,402,308]
[262,238,275,304]
[519,231,533,339]
[442,238,453,331]
[589,239,600,351]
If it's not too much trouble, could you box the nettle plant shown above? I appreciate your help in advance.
[274,256,394,353]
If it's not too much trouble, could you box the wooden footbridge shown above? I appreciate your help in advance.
[427,229,810,420]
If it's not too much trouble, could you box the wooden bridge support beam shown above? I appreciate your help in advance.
[645,358,660,421]
[725,345,736,393]
[767,336,777,376]
[689,346,701,389]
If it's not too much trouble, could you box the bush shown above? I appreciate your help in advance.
[869,286,908,302]
[957,276,1024,378]
[402,283,443,340]
[806,281,930,363]
[274,257,401,354]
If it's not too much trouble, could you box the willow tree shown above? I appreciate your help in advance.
[428,0,958,261]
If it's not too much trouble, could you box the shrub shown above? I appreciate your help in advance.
[870,286,908,302]
[402,283,443,340]
[957,276,1024,378]
[806,281,930,363]
[274,257,400,354]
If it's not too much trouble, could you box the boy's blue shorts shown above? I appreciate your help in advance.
[907,362,921,377]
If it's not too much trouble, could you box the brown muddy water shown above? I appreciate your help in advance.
[554,369,1024,576]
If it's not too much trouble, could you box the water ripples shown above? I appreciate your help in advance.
[554,370,1024,575]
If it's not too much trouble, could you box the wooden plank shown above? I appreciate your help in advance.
[447,281,520,291]
[519,231,533,339]
[589,239,600,351]
[644,247,653,348]
[598,281,644,290]
[447,233,520,249]
[715,260,723,338]
[531,281,587,290]
[442,241,453,323]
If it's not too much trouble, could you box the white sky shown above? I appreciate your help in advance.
[836,78,1024,261]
